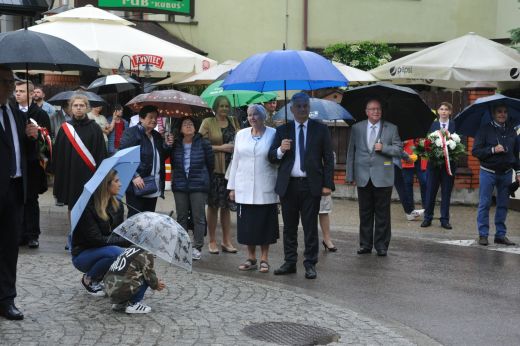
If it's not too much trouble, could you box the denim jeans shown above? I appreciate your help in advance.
[394,165,414,214]
[130,282,149,304]
[72,245,125,281]
[477,169,512,238]
[402,161,427,209]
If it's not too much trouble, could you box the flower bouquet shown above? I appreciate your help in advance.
[413,130,466,176]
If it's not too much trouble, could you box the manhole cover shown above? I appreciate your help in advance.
[242,321,340,345]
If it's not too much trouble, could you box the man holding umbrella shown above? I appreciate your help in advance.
[268,92,335,279]
[0,65,39,320]
[472,104,520,246]
[346,98,402,256]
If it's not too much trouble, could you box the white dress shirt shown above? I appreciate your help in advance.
[439,121,449,130]
[367,120,380,148]
[277,120,308,177]
[1,104,22,177]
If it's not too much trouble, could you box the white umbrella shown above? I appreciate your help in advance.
[370,32,520,84]
[173,60,240,85]
[332,61,377,83]
[30,5,216,78]
[87,74,140,94]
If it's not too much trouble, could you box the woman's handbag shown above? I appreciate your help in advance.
[133,175,158,196]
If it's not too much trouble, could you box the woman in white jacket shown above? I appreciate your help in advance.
[228,104,279,273]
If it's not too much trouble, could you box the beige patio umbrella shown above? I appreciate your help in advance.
[29,5,216,78]
[370,32,520,85]
[156,59,240,86]
[332,61,377,84]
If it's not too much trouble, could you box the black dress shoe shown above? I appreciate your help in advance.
[304,265,317,279]
[28,239,39,249]
[420,220,432,228]
[376,249,387,257]
[273,262,297,275]
[478,236,488,246]
[357,248,372,254]
[0,304,24,320]
[441,222,453,230]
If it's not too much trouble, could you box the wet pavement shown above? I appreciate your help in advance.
[2,190,520,345]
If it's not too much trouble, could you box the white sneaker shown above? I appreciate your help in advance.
[81,276,105,297]
[413,209,425,217]
[405,213,417,221]
[125,301,151,314]
[192,248,201,261]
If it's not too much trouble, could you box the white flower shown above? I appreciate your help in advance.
[428,132,439,140]
[447,140,456,150]
[350,60,359,67]
[435,138,442,147]
[350,45,360,52]
[451,133,461,143]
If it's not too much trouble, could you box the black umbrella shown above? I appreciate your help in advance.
[48,91,107,108]
[0,27,99,108]
[87,75,140,94]
[341,82,436,140]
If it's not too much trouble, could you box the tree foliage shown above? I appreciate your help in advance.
[323,41,398,71]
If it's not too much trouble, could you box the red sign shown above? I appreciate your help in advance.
[131,54,164,69]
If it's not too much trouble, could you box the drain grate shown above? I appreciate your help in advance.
[242,321,340,345]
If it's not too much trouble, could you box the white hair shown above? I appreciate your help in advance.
[247,104,267,120]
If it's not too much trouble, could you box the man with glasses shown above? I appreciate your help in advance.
[346,98,402,256]
[0,65,39,320]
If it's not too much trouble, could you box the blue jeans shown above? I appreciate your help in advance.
[130,282,149,304]
[477,169,511,238]
[394,165,414,214]
[72,246,125,281]
[402,161,427,209]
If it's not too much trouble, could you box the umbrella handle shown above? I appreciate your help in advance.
[119,199,142,214]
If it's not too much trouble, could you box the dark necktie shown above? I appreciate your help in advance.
[299,124,305,172]
[442,123,446,130]
[1,105,17,176]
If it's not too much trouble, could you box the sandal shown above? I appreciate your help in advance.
[238,259,257,271]
[259,260,270,273]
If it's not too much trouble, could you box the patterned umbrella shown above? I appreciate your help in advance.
[112,212,192,272]
[87,74,139,94]
[126,90,213,118]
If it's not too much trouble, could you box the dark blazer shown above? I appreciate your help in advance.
[429,120,455,133]
[268,119,335,198]
[25,102,51,196]
[0,102,35,202]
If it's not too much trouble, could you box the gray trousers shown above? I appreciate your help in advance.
[173,191,207,250]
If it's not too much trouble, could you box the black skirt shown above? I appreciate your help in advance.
[237,203,279,245]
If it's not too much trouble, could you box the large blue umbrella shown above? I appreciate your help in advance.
[273,98,355,123]
[221,50,348,92]
[70,146,141,234]
[221,49,348,122]
[453,94,520,137]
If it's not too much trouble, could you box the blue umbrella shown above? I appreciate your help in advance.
[70,146,141,234]
[454,94,520,137]
[272,98,355,123]
[221,50,348,92]
[222,49,348,123]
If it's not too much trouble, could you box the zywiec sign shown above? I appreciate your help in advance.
[98,0,193,16]
[132,54,164,69]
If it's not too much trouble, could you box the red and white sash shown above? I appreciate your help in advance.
[61,123,96,172]
[438,129,453,176]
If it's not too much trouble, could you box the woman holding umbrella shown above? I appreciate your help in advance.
[199,96,241,254]
[71,169,130,296]
[119,105,173,217]
[53,94,107,211]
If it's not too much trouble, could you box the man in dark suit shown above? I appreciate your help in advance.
[0,65,38,320]
[421,102,456,229]
[268,92,335,279]
[15,80,51,249]
[346,99,402,256]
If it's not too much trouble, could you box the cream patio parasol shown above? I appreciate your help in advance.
[370,32,520,87]
[29,5,216,78]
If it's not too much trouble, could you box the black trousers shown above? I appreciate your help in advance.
[280,178,321,267]
[125,191,158,218]
[0,178,23,305]
[357,180,393,251]
[22,195,40,241]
